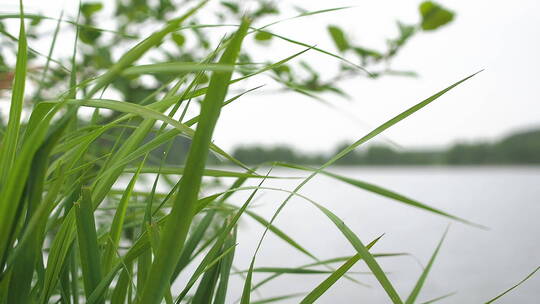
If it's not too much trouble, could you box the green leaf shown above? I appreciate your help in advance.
[81,2,103,19]
[255,30,272,42]
[419,1,455,31]
[327,25,349,52]
[85,0,208,97]
[172,32,185,46]
[220,1,239,13]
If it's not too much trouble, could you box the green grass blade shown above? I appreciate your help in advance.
[6,140,66,303]
[277,162,481,227]
[102,161,144,273]
[111,262,133,304]
[192,253,222,304]
[239,268,355,275]
[75,188,103,302]
[245,210,316,259]
[251,252,406,293]
[258,6,353,31]
[138,18,250,304]
[33,10,63,99]
[89,85,262,186]
[484,266,540,304]
[126,166,268,178]
[252,293,305,304]
[419,292,457,304]
[241,71,480,304]
[0,0,27,185]
[122,62,238,75]
[173,177,248,280]
[213,227,237,304]
[300,237,382,304]
[313,203,402,303]
[323,71,482,168]
[405,227,449,304]
[39,209,77,304]
[0,106,61,271]
[175,172,270,303]
[174,243,238,304]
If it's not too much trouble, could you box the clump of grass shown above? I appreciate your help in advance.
[0,1,537,304]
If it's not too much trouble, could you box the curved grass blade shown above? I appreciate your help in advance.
[126,166,268,178]
[251,252,406,293]
[90,85,263,186]
[75,189,103,303]
[313,204,402,303]
[122,62,238,75]
[175,171,271,303]
[213,226,237,304]
[238,268,358,275]
[419,292,457,304]
[173,177,248,279]
[102,161,144,274]
[252,293,305,304]
[39,210,77,304]
[0,0,27,185]
[33,10,63,99]
[6,127,67,303]
[138,18,250,304]
[484,266,540,304]
[240,71,480,304]
[244,210,316,259]
[276,162,481,227]
[300,236,382,304]
[258,6,353,31]
[405,227,449,304]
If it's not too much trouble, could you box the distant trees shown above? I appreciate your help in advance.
[232,145,324,165]
[230,128,540,166]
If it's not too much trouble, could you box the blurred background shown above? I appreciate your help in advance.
[0,0,538,303]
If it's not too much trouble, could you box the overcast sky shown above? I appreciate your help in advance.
[3,0,540,152]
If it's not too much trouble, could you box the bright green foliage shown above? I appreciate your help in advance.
[327,25,349,52]
[0,1,534,304]
[419,1,455,31]
[254,31,273,42]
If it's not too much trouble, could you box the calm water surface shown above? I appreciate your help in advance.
[206,167,540,303]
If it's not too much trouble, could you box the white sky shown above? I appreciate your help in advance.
[2,0,540,152]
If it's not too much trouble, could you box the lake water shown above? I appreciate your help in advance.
[209,167,540,303]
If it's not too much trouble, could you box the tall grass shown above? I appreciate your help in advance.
[0,1,536,304]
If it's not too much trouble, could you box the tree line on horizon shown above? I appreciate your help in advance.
[232,128,540,166]
[146,128,540,166]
